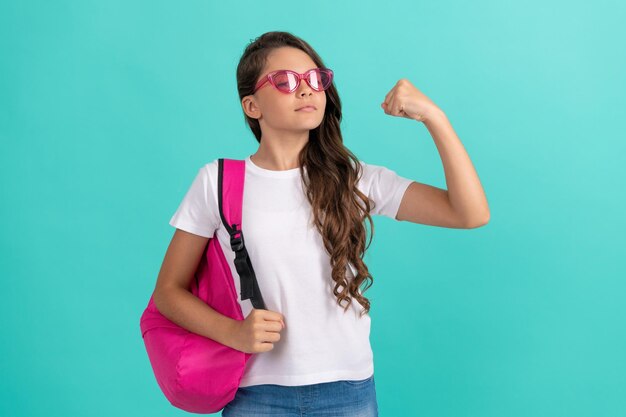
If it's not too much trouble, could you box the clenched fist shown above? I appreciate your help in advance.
[230,308,286,354]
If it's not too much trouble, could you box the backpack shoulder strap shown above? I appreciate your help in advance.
[217,158,245,234]
[217,158,266,310]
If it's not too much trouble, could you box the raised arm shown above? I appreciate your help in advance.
[381,79,490,228]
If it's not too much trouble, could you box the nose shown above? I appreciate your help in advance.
[296,76,313,96]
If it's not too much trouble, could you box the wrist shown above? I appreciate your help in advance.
[422,106,446,126]
[223,317,243,351]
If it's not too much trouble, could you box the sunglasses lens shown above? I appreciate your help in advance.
[306,69,333,91]
[313,69,333,90]
[273,71,298,92]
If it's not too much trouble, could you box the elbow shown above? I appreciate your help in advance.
[152,284,178,312]
[152,288,165,312]
[464,210,490,229]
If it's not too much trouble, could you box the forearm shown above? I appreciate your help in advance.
[153,286,240,349]
[423,108,490,226]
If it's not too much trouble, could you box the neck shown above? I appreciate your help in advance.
[251,131,309,171]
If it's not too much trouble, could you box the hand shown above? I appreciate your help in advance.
[381,79,441,123]
[230,308,285,354]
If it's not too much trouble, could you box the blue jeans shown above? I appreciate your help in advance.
[221,374,379,417]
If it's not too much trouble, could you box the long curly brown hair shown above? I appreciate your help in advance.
[236,31,379,317]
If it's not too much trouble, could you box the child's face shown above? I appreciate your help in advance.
[249,46,327,135]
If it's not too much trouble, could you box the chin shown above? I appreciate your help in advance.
[295,117,324,129]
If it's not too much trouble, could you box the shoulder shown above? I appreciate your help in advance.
[352,158,414,217]
[183,160,219,198]
[354,159,390,173]
[203,159,220,174]
[354,159,396,185]
[193,159,220,187]
[198,157,247,190]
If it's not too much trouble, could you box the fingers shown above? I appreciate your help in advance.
[383,87,393,109]
[266,311,285,329]
[388,95,398,116]
[266,320,284,332]
[383,87,402,116]
[254,308,285,329]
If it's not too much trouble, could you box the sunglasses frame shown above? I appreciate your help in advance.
[253,68,334,94]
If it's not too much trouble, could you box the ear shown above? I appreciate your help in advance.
[241,95,262,120]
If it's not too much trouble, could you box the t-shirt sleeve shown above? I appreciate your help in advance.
[169,163,221,238]
[358,161,414,219]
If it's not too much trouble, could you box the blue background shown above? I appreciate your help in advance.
[1,1,624,416]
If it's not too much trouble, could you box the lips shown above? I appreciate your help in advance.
[295,105,317,111]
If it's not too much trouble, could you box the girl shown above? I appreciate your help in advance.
[152,31,489,417]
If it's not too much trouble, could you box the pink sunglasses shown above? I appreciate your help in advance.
[254,68,334,94]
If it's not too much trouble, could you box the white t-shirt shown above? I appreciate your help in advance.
[169,155,413,387]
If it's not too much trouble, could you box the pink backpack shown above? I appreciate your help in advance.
[140,158,267,413]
